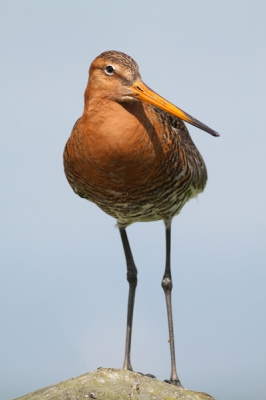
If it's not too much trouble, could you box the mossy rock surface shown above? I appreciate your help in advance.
[14,368,216,400]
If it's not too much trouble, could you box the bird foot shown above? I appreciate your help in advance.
[164,379,183,387]
[136,372,156,379]
[144,373,156,379]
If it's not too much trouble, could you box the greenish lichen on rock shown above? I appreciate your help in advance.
[14,368,216,400]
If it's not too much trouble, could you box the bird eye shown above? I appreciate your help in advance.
[105,65,115,75]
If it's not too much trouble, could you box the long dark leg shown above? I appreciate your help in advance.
[119,227,138,371]
[161,221,183,387]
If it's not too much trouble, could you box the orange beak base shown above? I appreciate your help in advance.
[130,80,219,137]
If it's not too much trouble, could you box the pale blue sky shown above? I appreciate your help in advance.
[1,1,266,399]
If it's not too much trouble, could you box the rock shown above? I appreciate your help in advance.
[14,368,216,400]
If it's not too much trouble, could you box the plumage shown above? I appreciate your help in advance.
[63,50,219,386]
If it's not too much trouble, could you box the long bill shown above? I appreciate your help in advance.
[130,80,219,137]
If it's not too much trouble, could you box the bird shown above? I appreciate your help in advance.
[63,50,219,386]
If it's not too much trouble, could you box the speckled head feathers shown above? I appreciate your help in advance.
[97,51,139,72]
[89,50,140,83]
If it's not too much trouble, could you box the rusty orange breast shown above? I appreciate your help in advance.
[64,99,201,225]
